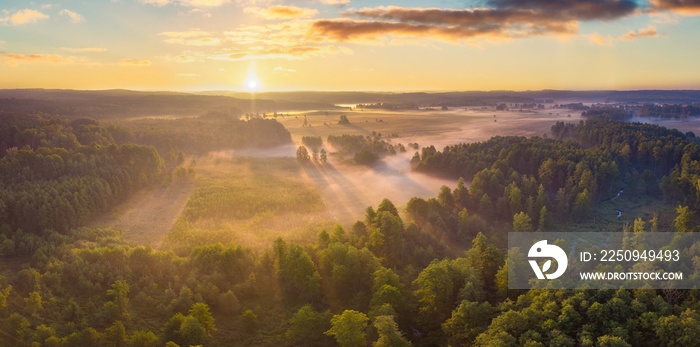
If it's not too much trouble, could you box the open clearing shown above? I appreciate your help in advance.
[101,107,591,249]
[276,107,584,149]
[88,180,195,248]
[163,156,336,250]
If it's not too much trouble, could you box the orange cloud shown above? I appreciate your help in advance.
[159,29,221,46]
[307,2,640,43]
[138,0,229,7]
[245,5,319,20]
[209,44,351,61]
[650,0,700,14]
[1,54,75,66]
[2,9,49,25]
[588,33,615,45]
[60,47,108,53]
[316,0,351,5]
[620,26,659,40]
[119,59,152,66]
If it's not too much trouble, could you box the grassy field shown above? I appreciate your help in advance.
[276,107,583,149]
[162,156,336,251]
[555,192,675,234]
[99,106,592,251]
[88,179,195,248]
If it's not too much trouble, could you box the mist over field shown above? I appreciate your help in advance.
[4,88,700,346]
[5,0,700,342]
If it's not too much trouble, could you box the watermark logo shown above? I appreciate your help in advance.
[528,240,568,279]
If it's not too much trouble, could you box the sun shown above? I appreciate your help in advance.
[245,74,260,91]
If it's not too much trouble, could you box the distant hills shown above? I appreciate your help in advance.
[1,89,699,119]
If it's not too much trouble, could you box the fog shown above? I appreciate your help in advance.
[212,144,297,158]
[301,153,457,223]
[221,146,456,223]
[217,108,584,223]
[397,109,583,150]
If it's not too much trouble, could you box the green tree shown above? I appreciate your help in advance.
[286,305,333,347]
[320,149,328,164]
[597,335,632,347]
[277,241,322,305]
[633,217,646,233]
[188,302,216,336]
[107,280,130,320]
[442,301,494,346]
[240,309,259,334]
[105,321,127,347]
[674,205,693,232]
[438,186,455,210]
[513,212,532,232]
[178,316,207,347]
[374,315,411,347]
[128,330,160,347]
[537,206,548,231]
[453,178,469,209]
[24,290,43,315]
[296,146,310,162]
[573,189,591,221]
[326,310,369,347]
[508,185,523,214]
[656,309,700,346]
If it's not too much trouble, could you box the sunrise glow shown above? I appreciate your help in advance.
[1,1,699,91]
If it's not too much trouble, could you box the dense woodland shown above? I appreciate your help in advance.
[326,134,404,165]
[109,112,292,159]
[635,104,700,119]
[0,91,335,118]
[2,113,700,346]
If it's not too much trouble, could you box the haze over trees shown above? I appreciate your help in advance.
[3,100,700,346]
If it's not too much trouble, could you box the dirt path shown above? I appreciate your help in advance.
[89,180,195,248]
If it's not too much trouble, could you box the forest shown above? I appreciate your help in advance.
[1,113,700,347]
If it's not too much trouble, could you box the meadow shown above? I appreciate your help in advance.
[101,106,583,250]
[162,156,334,252]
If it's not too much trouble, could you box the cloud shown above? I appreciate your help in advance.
[1,53,75,66]
[588,33,615,45]
[59,9,84,23]
[1,9,49,25]
[245,5,318,20]
[307,1,641,43]
[159,29,221,46]
[309,17,577,43]
[60,47,108,52]
[159,29,212,38]
[210,44,351,61]
[488,0,638,21]
[186,8,212,17]
[164,37,222,46]
[650,0,700,14]
[159,20,346,62]
[139,0,170,5]
[588,26,660,45]
[273,66,296,72]
[138,0,229,7]
[317,0,351,5]
[620,25,659,40]
[163,53,201,63]
[119,59,152,66]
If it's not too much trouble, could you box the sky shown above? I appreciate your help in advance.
[1,0,700,91]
